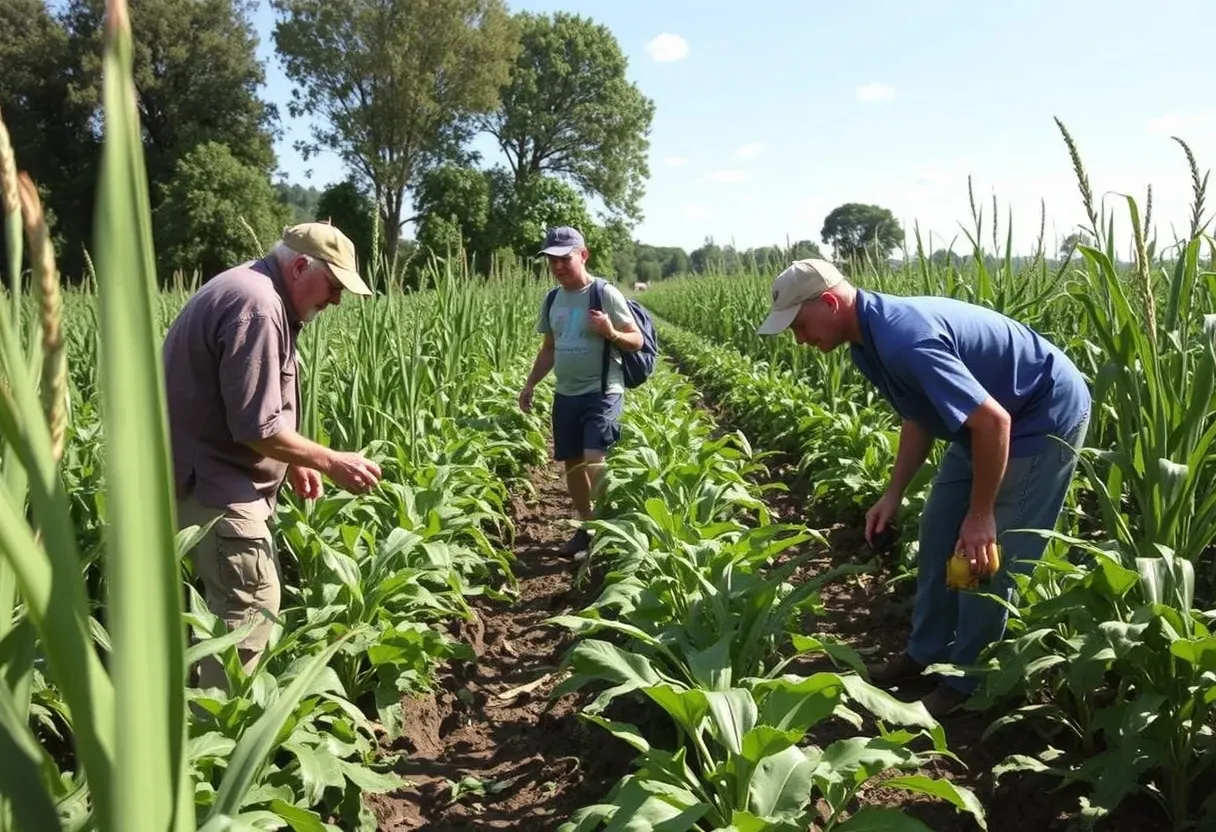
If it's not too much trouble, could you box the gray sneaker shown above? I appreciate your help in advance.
[557,528,591,560]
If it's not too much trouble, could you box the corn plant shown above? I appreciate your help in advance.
[0,4,353,829]
[547,365,983,829]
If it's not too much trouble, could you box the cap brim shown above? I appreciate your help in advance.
[757,305,799,336]
[331,265,373,296]
[538,245,576,256]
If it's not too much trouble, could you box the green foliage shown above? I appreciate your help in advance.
[154,141,295,279]
[63,0,279,178]
[820,202,905,262]
[277,182,322,223]
[315,179,376,272]
[412,163,495,268]
[271,0,521,260]
[496,174,603,265]
[411,165,620,277]
[479,10,655,224]
[0,0,281,282]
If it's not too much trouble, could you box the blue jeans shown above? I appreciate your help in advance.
[907,410,1090,694]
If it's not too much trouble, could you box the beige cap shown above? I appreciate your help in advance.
[756,258,847,335]
[281,222,372,296]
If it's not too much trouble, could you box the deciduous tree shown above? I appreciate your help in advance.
[478,11,655,225]
[820,203,904,262]
[272,0,520,260]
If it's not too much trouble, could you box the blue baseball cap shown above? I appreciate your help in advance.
[537,225,585,256]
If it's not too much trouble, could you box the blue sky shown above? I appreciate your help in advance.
[250,0,1215,257]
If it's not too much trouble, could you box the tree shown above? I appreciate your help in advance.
[477,11,655,225]
[0,0,97,279]
[64,0,279,181]
[277,182,322,222]
[315,179,377,275]
[820,203,904,262]
[788,239,823,261]
[1,0,281,281]
[490,173,614,275]
[411,164,495,269]
[1059,231,1092,260]
[272,0,520,261]
[155,142,295,280]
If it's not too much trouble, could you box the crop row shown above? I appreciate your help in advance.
[7,141,557,831]
[643,300,1216,829]
[545,360,988,830]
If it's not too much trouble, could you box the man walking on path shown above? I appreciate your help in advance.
[756,258,1091,717]
[164,222,384,691]
[518,226,644,558]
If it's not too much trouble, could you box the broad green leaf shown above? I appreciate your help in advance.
[1170,635,1216,671]
[206,634,352,820]
[582,714,653,755]
[267,799,330,832]
[645,685,709,738]
[882,775,988,830]
[599,775,712,832]
[834,806,936,831]
[740,726,801,763]
[337,760,405,794]
[841,674,939,729]
[752,673,845,734]
[747,744,817,818]
[703,689,756,756]
[816,736,918,785]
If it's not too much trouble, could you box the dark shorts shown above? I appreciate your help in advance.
[552,391,623,461]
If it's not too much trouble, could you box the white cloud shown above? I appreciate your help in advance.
[684,202,713,221]
[855,82,895,102]
[663,156,689,167]
[1146,111,1216,140]
[646,33,689,63]
[705,169,749,184]
[734,141,766,160]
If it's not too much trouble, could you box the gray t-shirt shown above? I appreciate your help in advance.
[538,279,635,396]
[162,256,301,518]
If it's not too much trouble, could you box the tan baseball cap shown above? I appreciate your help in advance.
[756,258,847,335]
[281,222,373,296]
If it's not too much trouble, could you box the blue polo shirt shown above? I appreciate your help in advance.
[849,290,1090,457]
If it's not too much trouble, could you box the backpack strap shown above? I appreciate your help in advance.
[590,279,609,395]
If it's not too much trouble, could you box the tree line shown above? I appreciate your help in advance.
[1,0,912,287]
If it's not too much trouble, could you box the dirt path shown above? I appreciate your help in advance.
[365,463,635,831]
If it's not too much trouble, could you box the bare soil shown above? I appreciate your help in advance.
[363,463,638,831]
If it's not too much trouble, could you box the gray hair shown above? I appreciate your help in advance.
[269,240,322,271]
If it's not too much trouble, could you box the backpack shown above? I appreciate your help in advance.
[543,278,659,393]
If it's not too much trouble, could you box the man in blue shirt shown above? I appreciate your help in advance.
[757,258,1091,717]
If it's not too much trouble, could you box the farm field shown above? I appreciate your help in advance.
[7,154,1216,832]
[2,6,1215,832]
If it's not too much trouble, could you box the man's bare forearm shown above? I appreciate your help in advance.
[246,428,334,473]
[886,419,934,497]
[525,347,555,388]
[966,402,1010,514]
[609,327,644,352]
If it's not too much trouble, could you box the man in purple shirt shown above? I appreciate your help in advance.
[164,222,383,691]
[757,258,1091,717]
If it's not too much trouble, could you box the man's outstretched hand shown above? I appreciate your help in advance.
[288,465,323,500]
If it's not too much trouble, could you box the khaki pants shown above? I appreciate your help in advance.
[177,497,282,691]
